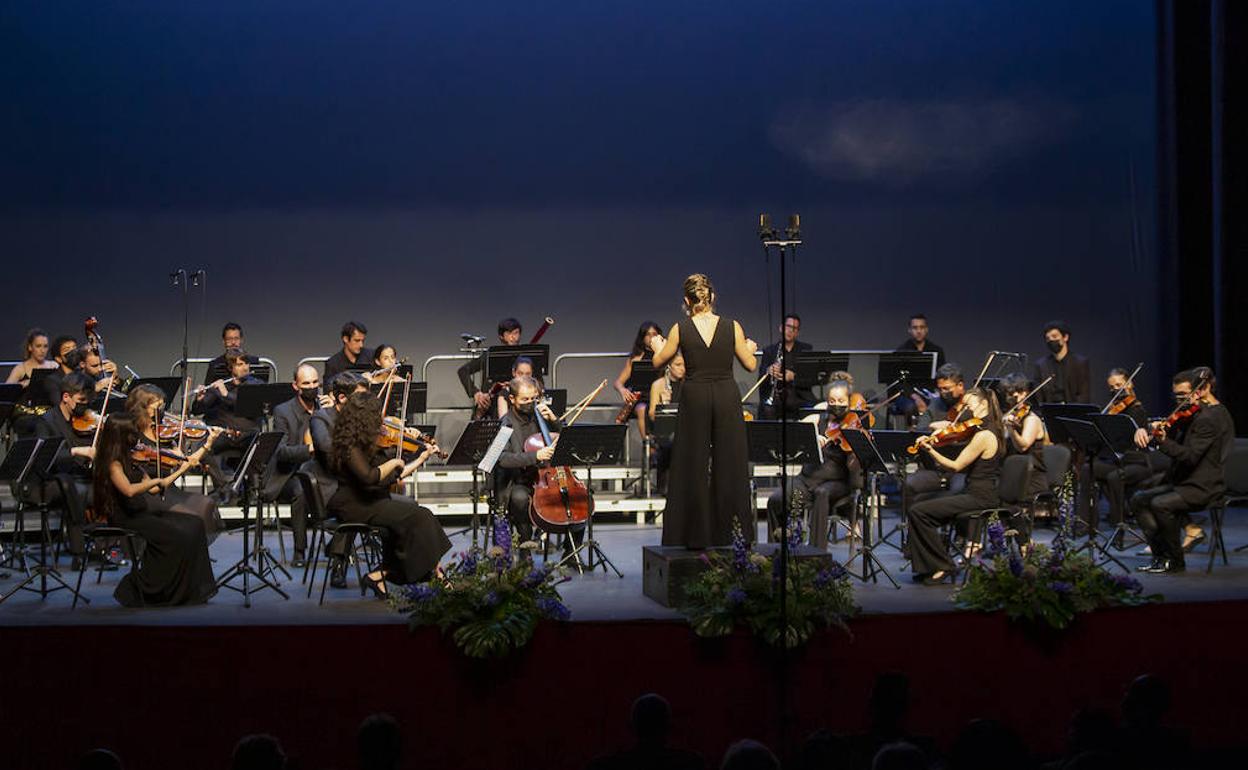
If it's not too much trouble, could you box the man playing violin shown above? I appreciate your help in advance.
[32,372,97,563]
[766,379,861,549]
[458,317,523,415]
[265,364,335,567]
[1129,367,1234,574]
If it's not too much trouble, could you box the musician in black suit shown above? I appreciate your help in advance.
[757,314,815,420]
[32,372,96,561]
[1031,320,1090,404]
[205,323,263,383]
[323,320,373,380]
[457,317,522,414]
[264,364,335,567]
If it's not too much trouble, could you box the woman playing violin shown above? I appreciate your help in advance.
[1092,367,1164,541]
[1000,373,1049,504]
[906,387,1005,585]
[93,415,217,607]
[125,384,226,542]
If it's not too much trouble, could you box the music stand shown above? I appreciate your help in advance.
[0,438,89,605]
[544,388,568,417]
[841,429,901,588]
[485,345,550,384]
[446,419,504,548]
[624,361,660,394]
[215,431,290,606]
[746,420,822,466]
[0,383,25,405]
[0,437,42,578]
[1054,418,1129,573]
[131,377,182,405]
[795,352,846,390]
[548,424,627,576]
[1088,413,1151,551]
[652,405,679,440]
[878,352,938,384]
[25,368,58,406]
[1040,404,1098,444]
[858,429,920,553]
[236,383,295,431]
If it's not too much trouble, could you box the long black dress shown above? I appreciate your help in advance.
[328,446,452,584]
[663,316,752,548]
[112,459,217,607]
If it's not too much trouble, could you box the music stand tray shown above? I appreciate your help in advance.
[235,383,297,426]
[24,369,58,406]
[485,345,550,384]
[1089,414,1142,453]
[746,420,822,466]
[652,406,679,440]
[794,352,846,389]
[216,431,291,606]
[548,424,627,576]
[1040,404,1098,445]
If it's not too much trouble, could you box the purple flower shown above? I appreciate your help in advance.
[408,584,438,602]
[536,597,572,621]
[493,516,513,562]
[726,587,747,606]
[827,561,848,580]
[483,590,499,607]
[1051,581,1073,594]
[1008,552,1024,578]
[457,550,479,576]
[732,528,750,574]
[1110,574,1143,594]
[986,520,1006,555]
[520,567,549,589]
[814,569,833,588]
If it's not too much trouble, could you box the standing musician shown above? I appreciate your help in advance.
[327,392,450,597]
[458,317,523,414]
[758,314,814,420]
[1000,373,1049,498]
[124,384,225,543]
[495,375,583,549]
[1032,320,1090,404]
[648,353,685,495]
[205,323,262,383]
[32,372,96,564]
[904,363,969,508]
[265,364,335,568]
[1130,367,1234,574]
[894,313,947,368]
[323,320,373,380]
[766,379,862,549]
[5,328,57,386]
[92,415,217,607]
[305,371,371,588]
[614,321,663,439]
[1092,367,1166,542]
[906,387,1005,585]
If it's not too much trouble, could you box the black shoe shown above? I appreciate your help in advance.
[329,559,348,589]
[1137,559,1164,573]
[291,554,306,569]
[1161,558,1186,574]
[362,573,388,600]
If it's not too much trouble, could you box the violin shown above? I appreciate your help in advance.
[525,401,591,535]
[1106,394,1138,416]
[132,443,190,471]
[1150,400,1201,443]
[474,381,509,419]
[155,413,240,443]
[823,409,866,453]
[906,418,984,455]
[71,409,103,436]
[377,415,448,459]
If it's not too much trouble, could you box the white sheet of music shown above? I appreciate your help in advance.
[477,425,514,473]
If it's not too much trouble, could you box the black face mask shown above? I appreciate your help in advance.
[827,404,849,420]
[515,402,535,417]
[299,387,320,404]
[71,401,89,418]
[940,393,959,408]
[1046,339,1064,354]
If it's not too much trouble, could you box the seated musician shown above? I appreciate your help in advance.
[758,314,814,420]
[38,335,82,410]
[492,355,537,419]
[1092,367,1167,545]
[92,415,217,607]
[31,372,96,565]
[205,323,263,383]
[457,317,522,415]
[614,321,662,438]
[5,328,57,387]
[323,320,373,380]
[648,353,685,495]
[766,379,861,549]
[124,383,225,543]
[906,387,1005,585]
[1130,367,1234,574]
[193,347,262,479]
[890,314,946,425]
[496,375,586,554]
[903,364,968,507]
[265,364,335,568]
[76,344,124,406]
[327,392,450,596]
[999,373,1049,541]
[1031,320,1090,404]
[368,344,407,418]
[305,371,371,588]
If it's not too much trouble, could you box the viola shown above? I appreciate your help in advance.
[1107,394,1138,416]
[848,392,878,429]
[132,443,189,471]
[906,418,984,455]
[525,406,591,534]
[377,416,448,459]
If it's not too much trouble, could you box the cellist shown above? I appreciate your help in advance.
[765,378,862,549]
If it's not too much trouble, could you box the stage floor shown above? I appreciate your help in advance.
[2,507,1247,627]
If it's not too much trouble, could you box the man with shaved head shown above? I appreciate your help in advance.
[264,363,335,567]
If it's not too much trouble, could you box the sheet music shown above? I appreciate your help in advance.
[477,426,514,473]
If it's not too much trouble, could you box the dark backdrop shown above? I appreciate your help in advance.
[1,1,1161,408]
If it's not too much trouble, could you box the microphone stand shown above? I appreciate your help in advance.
[170,269,205,399]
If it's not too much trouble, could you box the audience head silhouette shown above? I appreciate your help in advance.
[1122,674,1170,729]
[631,693,672,746]
[77,748,123,770]
[231,734,286,770]
[872,741,927,770]
[358,713,403,770]
[721,739,779,770]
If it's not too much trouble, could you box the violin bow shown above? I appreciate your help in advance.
[1100,362,1144,414]
[949,353,996,424]
[90,375,115,454]
[562,379,609,426]
[395,372,413,460]
[1005,376,1053,418]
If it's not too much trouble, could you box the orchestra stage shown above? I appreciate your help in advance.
[3,510,1248,770]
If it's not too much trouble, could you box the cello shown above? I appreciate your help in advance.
[526,383,604,535]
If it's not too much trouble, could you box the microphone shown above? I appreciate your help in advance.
[758,213,775,240]
[785,213,801,238]
[169,270,184,286]
[461,333,485,345]
[990,351,1024,358]
[190,269,205,287]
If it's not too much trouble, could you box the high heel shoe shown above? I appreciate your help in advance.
[921,571,952,586]
[362,573,388,599]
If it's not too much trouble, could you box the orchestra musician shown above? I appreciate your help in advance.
[766,379,862,549]
[1130,367,1234,574]
[205,323,262,383]
[648,353,685,495]
[491,355,537,419]
[124,383,225,543]
[650,273,758,548]
[327,392,450,596]
[323,320,373,380]
[265,364,335,568]
[193,347,262,482]
[1092,367,1166,544]
[906,387,1005,585]
[891,314,946,425]
[1032,320,1090,404]
[305,371,371,588]
[458,317,523,414]
[614,321,662,439]
[904,364,969,509]
[1000,373,1049,541]
[32,372,96,564]
[5,328,56,386]
[92,415,217,607]
[37,336,81,409]
[757,314,814,420]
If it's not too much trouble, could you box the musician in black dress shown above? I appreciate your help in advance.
[304,371,370,587]
[93,416,217,607]
[1130,367,1235,574]
[757,313,814,420]
[650,273,758,548]
[327,392,450,596]
[906,387,1004,585]
[766,379,861,549]
[1092,368,1166,541]
[614,321,662,439]
[1000,373,1049,499]
[903,363,968,513]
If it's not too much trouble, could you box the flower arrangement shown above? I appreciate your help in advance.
[954,496,1162,630]
[393,517,571,658]
[681,520,858,648]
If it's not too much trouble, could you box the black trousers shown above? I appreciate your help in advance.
[1130,485,1194,565]
[906,490,997,575]
[503,483,584,550]
[765,462,858,549]
[904,469,966,510]
[1092,460,1153,527]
